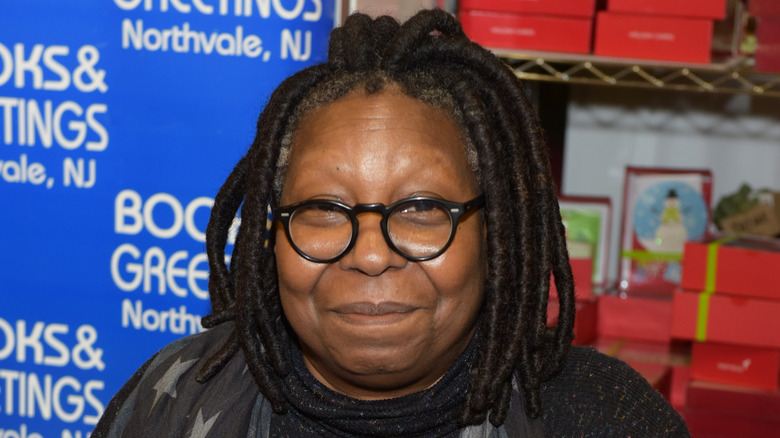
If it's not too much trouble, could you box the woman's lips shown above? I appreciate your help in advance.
[331,302,420,324]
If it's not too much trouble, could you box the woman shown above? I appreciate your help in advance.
[95,9,689,437]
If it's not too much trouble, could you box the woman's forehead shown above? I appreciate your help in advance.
[280,91,479,202]
[291,88,474,163]
[290,91,466,163]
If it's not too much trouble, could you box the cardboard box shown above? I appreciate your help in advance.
[459,10,593,54]
[690,341,780,391]
[594,12,715,63]
[719,203,780,237]
[756,17,780,73]
[671,289,780,349]
[597,294,673,342]
[548,297,598,346]
[750,0,780,18]
[681,235,780,301]
[459,0,598,18]
[685,380,780,422]
[607,0,728,19]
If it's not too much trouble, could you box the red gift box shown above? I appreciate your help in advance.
[550,256,594,301]
[459,10,593,54]
[669,364,690,414]
[607,0,728,19]
[756,17,780,73]
[623,358,671,392]
[681,235,780,301]
[685,380,780,422]
[594,336,673,359]
[685,380,780,435]
[459,0,598,18]
[593,336,676,394]
[597,294,673,342]
[548,297,598,346]
[684,410,780,437]
[751,0,780,18]
[594,12,715,63]
[671,289,780,349]
[690,341,780,391]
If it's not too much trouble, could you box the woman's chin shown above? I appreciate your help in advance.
[301,344,444,399]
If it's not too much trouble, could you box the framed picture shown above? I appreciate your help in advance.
[618,166,713,295]
[559,196,612,289]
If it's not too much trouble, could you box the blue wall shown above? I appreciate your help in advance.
[1,1,336,436]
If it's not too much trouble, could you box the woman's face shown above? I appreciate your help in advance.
[275,89,486,400]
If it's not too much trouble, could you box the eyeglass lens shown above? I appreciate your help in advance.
[287,199,454,260]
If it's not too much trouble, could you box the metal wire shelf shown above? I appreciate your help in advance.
[495,50,780,97]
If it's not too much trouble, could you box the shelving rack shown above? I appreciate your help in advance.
[495,50,780,98]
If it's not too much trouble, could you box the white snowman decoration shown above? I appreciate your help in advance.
[652,189,688,253]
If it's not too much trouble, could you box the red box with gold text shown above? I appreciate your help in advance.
[594,12,714,63]
[671,289,780,349]
[459,10,593,54]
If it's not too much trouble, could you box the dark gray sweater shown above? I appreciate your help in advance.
[94,322,689,437]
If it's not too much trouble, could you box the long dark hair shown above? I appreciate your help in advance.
[197,9,575,427]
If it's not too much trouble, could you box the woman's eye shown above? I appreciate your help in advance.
[394,201,449,226]
[293,203,348,227]
[401,201,438,213]
[314,203,341,213]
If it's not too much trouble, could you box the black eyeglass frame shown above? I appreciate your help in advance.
[274,194,486,263]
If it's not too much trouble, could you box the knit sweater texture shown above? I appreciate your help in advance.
[94,322,689,437]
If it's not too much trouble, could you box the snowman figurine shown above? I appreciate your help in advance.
[653,189,687,253]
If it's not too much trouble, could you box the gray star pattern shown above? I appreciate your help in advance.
[151,357,198,408]
[189,408,220,438]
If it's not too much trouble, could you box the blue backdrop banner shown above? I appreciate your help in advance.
[1,1,337,436]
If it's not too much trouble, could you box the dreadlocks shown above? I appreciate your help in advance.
[198,9,575,427]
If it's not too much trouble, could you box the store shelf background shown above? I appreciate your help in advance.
[499,51,780,97]
[558,85,780,282]
[481,0,780,284]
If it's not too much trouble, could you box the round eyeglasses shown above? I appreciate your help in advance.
[274,195,485,262]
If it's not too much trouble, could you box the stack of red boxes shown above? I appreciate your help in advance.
[752,0,780,72]
[457,0,598,54]
[672,235,780,433]
[591,292,682,400]
[594,0,729,63]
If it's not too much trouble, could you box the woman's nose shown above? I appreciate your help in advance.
[338,213,407,275]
